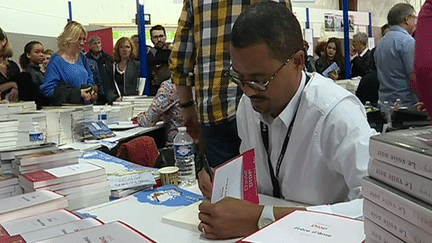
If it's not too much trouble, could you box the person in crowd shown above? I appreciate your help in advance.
[197,1,376,239]
[40,21,97,105]
[42,49,53,73]
[313,41,326,61]
[351,32,375,78]
[413,0,432,114]
[18,41,50,108]
[19,41,45,85]
[0,27,19,102]
[136,55,182,146]
[315,37,345,80]
[303,40,315,73]
[170,0,292,167]
[148,25,169,95]
[104,37,140,103]
[86,35,113,104]
[374,3,418,110]
[357,24,391,106]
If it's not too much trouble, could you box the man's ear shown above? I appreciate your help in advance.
[292,50,305,70]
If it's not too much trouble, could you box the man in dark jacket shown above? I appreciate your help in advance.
[351,32,375,78]
[86,36,113,104]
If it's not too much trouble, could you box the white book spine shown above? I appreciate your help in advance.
[362,177,432,233]
[363,199,432,243]
[364,218,405,243]
[370,139,432,180]
[368,158,432,204]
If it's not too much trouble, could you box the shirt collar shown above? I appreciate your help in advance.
[261,71,306,127]
[389,25,411,36]
[359,48,368,57]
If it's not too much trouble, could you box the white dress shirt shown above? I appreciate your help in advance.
[237,72,376,217]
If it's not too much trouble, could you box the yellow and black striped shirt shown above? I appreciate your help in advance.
[169,0,292,123]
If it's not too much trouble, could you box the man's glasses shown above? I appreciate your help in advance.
[224,58,290,91]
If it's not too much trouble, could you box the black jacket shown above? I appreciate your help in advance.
[351,49,375,78]
[105,59,141,103]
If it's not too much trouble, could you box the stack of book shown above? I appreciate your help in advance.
[9,112,47,147]
[0,143,58,175]
[19,163,110,211]
[121,96,154,118]
[111,101,133,121]
[0,103,9,119]
[93,105,120,125]
[80,150,157,199]
[7,101,37,113]
[0,119,18,150]
[0,209,103,243]
[363,126,432,243]
[0,190,68,223]
[12,148,80,175]
[0,174,21,199]
[53,105,94,142]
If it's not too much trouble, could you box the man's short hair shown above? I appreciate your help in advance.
[231,1,302,62]
[88,36,101,45]
[150,25,166,37]
[387,3,415,26]
[352,32,368,46]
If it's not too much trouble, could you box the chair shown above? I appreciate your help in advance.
[116,136,159,167]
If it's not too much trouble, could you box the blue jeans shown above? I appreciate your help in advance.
[201,117,241,167]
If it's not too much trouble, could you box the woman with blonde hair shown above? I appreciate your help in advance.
[0,27,19,102]
[40,21,97,105]
[104,37,140,103]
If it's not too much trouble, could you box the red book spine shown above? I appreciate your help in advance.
[242,149,259,205]
[22,171,57,183]
[0,234,26,243]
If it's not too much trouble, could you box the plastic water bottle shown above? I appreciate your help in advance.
[29,122,44,143]
[364,101,373,112]
[381,101,392,131]
[98,107,108,124]
[173,127,196,186]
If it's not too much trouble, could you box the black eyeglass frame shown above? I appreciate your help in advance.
[224,58,290,91]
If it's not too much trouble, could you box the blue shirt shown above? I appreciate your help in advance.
[40,53,94,98]
[374,25,418,108]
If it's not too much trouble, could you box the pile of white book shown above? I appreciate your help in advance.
[0,192,156,242]
[12,147,80,175]
[363,126,432,243]
[19,163,110,211]
[8,112,47,147]
[0,103,9,119]
[39,108,73,145]
[7,101,37,113]
[0,119,18,150]
[0,142,58,175]
[120,96,154,118]
[80,150,157,199]
[0,174,21,199]
[93,105,121,125]
[111,101,134,121]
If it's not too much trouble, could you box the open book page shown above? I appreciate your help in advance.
[238,210,365,243]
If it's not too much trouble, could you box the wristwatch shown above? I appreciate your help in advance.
[257,205,275,229]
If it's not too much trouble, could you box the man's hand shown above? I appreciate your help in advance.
[198,197,262,239]
[415,102,427,113]
[197,168,213,199]
[181,106,202,144]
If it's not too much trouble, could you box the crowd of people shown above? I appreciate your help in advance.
[1,0,430,240]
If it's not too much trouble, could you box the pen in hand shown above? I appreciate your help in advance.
[202,154,213,183]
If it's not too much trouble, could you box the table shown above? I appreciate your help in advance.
[76,184,303,243]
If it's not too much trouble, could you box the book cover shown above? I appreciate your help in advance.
[0,142,57,161]
[37,221,156,243]
[363,199,432,243]
[161,201,201,232]
[133,184,205,207]
[211,149,259,204]
[15,148,80,166]
[23,175,108,193]
[0,209,80,239]
[237,210,364,243]
[19,163,105,189]
[364,218,405,243]
[82,121,115,140]
[363,176,432,233]
[80,150,158,190]
[368,158,432,204]
[0,218,103,243]
[369,126,432,180]
[0,190,68,223]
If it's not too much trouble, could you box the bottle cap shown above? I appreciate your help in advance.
[178,126,186,132]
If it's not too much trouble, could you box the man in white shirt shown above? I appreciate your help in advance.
[197,1,376,240]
